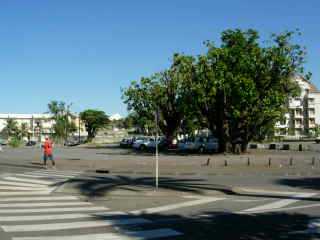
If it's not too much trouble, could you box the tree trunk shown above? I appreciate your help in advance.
[215,90,228,153]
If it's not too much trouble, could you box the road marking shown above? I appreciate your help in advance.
[4,177,53,185]
[2,218,151,232]
[241,191,317,213]
[19,172,79,178]
[0,186,47,191]
[14,174,69,179]
[30,170,82,176]
[238,203,320,214]
[0,201,92,208]
[0,180,46,188]
[239,188,304,195]
[0,191,52,196]
[0,211,126,222]
[12,228,182,240]
[0,206,108,213]
[0,196,79,202]
[130,197,225,214]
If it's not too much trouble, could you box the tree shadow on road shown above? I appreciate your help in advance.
[52,175,320,202]
[91,211,315,240]
[54,175,235,198]
[276,178,320,191]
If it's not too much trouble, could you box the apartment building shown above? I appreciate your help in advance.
[275,75,320,137]
[0,113,85,141]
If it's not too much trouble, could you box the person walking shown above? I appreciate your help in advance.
[42,136,55,169]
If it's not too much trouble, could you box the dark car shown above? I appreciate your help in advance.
[26,140,37,146]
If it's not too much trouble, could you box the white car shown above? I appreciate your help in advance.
[132,137,154,151]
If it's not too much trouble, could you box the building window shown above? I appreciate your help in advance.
[295,109,302,116]
[280,129,287,135]
[309,108,315,115]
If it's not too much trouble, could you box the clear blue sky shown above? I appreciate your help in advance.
[0,0,319,116]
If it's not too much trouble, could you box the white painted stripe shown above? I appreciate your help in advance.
[21,172,79,178]
[14,174,66,179]
[0,206,107,214]
[243,193,317,212]
[0,201,92,208]
[30,170,82,175]
[0,211,126,222]
[0,180,46,188]
[240,188,306,196]
[0,186,47,191]
[14,174,46,179]
[0,196,78,202]
[3,218,151,232]
[130,197,225,214]
[238,203,320,214]
[0,191,52,196]
[4,177,53,185]
[12,228,182,240]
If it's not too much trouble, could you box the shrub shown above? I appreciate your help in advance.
[9,137,22,148]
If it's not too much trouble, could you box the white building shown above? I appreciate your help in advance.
[0,113,86,141]
[275,75,320,137]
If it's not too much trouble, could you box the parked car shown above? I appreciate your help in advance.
[178,136,219,153]
[64,140,80,147]
[120,137,136,148]
[146,137,168,151]
[204,137,219,152]
[178,136,205,153]
[132,137,154,151]
[0,138,8,146]
[26,140,37,146]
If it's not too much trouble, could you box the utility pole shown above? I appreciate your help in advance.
[155,108,159,190]
[78,114,81,143]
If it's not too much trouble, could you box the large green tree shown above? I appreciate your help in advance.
[80,109,110,141]
[123,54,195,141]
[193,29,305,152]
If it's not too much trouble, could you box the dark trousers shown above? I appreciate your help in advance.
[43,154,55,166]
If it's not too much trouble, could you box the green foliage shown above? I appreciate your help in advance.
[3,119,20,138]
[48,101,76,140]
[80,109,110,141]
[122,28,309,152]
[8,136,22,148]
[122,54,196,141]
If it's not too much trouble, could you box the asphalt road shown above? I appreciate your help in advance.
[0,146,320,239]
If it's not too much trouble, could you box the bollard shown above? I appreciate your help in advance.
[289,157,293,166]
[247,157,250,166]
[224,159,228,167]
[312,157,315,166]
[268,157,271,167]
[206,158,211,166]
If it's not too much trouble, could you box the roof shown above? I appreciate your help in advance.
[296,75,319,93]
[0,113,53,119]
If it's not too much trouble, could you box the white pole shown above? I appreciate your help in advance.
[155,109,159,190]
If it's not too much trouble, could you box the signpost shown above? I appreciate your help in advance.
[155,108,159,189]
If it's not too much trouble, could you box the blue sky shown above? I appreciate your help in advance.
[0,0,319,116]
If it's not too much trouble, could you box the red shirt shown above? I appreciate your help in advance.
[43,140,53,155]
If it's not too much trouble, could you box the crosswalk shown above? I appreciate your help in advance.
[0,169,183,240]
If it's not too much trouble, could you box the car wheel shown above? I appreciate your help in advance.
[199,146,204,154]
[139,145,146,151]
